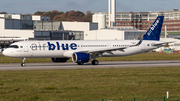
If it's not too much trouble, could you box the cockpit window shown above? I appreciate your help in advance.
[9,45,19,48]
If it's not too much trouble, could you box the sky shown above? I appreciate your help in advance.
[0,0,180,14]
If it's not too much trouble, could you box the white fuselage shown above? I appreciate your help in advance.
[3,40,163,58]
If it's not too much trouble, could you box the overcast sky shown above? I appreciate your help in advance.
[0,0,180,14]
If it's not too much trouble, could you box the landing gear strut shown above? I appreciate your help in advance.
[21,58,26,67]
[92,60,99,65]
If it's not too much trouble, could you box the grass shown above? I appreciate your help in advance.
[0,67,180,100]
[1,53,180,63]
[0,55,51,63]
[1,53,180,100]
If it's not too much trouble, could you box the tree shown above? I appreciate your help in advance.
[33,10,92,22]
[53,14,68,21]
[76,11,85,17]
[84,11,93,22]
[0,12,7,14]
[34,11,43,15]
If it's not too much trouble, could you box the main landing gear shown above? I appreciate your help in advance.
[92,60,99,65]
[77,60,99,65]
[21,58,26,67]
[77,62,84,65]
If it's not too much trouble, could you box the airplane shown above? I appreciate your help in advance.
[3,16,168,67]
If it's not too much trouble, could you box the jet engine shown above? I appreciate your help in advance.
[72,52,90,63]
[51,58,69,63]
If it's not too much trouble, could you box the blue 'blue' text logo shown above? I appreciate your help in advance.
[47,42,77,51]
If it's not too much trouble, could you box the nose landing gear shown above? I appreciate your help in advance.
[21,58,26,67]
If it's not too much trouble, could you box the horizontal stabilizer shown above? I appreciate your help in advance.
[152,41,175,46]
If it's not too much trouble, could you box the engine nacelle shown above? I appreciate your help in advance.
[51,58,69,63]
[72,52,90,63]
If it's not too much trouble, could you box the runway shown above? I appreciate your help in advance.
[1,60,180,71]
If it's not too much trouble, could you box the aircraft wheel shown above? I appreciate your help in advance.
[92,60,99,65]
[21,63,26,67]
[77,62,84,65]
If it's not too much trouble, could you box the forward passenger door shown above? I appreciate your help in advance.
[23,42,29,52]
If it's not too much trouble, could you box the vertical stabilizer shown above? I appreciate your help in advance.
[143,16,164,41]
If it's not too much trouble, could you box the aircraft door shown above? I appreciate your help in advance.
[107,43,111,48]
[141,42,145,50]
[24,42,29,52]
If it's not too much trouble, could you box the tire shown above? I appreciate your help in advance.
[77,62,84,65]
[92,60,99,65]
[21,63,25,67]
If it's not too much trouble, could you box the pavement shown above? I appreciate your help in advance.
[0,60,180,71]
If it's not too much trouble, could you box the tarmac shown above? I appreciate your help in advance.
[0,60,180,71]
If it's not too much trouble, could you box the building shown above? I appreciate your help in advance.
[100,9,180,32]
[0,14,95,49]
[0,13,147,50]
[84,27,145,40]
[33,21,97,40]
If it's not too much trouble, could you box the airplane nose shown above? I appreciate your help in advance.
[2,50,7,56]
[2,50,5,55]
[2,49,14,57]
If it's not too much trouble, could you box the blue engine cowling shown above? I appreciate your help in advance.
[72,52,90,63]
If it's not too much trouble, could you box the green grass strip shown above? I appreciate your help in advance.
[0,67,180,100]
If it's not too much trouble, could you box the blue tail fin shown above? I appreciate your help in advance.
[143,16,164,41]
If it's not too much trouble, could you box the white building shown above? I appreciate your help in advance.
[0,14,97,48]
[84,27,145,40]
[0,13,147,50]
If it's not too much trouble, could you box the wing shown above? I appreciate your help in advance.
[76,41,142,59]
[63,40,142,58]
[79,39,142,53]
[79,47,127,53]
